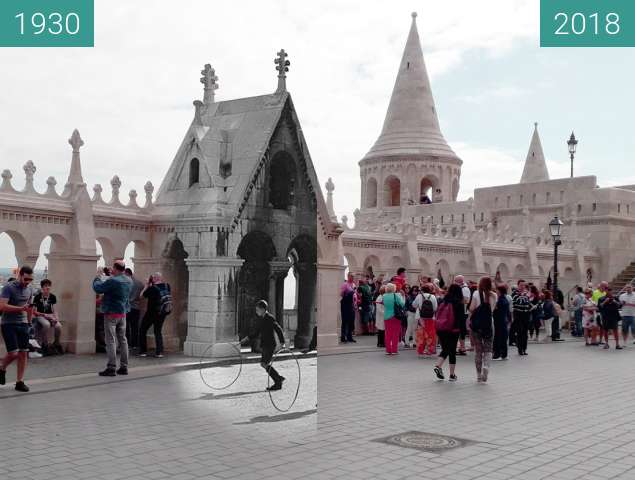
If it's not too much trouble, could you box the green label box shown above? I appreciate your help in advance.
[0,0,94,47]
[541,0,635,47]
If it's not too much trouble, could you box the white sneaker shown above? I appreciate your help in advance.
[29,351,43,358]
[29,339,41,349]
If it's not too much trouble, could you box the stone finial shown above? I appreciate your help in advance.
[110,175,121,204]
[143,181,154,208]
[1,169,14,192]
[93,184,103,202]
[325,177,337,220]
[341,215,349,229]
[68,129,84,152]
[274,49,290,93]
[200,64,219,104]
[325,177,334,193]
[45,176,58,196]
[23,160,36,193]
[128,189,139,208]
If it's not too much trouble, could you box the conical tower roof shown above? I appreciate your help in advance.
[363,12,459,162]
[520,123,550,183]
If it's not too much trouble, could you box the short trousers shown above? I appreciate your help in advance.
[622,316,635,334]
[603,318,618,331]
[1,323,30,353]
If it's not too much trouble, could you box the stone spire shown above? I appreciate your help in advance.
[274,49,290,93]
[520,122,550,183]
[363,12,458,161]
[325,177,337,221]
[63,129,85,196]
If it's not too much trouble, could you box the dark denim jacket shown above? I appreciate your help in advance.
[93,274,132,315]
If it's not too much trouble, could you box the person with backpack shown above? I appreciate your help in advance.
[468,276,497,383]
[528,285,543,342]
[381,283,405,355]
[414,283,437,355]
[138,272,172,358]
[433,284,464,381]
[492,284,511,360]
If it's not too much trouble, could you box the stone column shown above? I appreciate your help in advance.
[47,253,100,354]
[294,261,317,349]
[183,257,244,357]
[268,260,291,322]
[317,262,345,348]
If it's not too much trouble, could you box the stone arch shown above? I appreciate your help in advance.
[286,234,317,349]
[383,175,401,207]
[563,267,575,280]
[160,237,189,349]
[343,252,359,274]
[420,175,438,201]
[496,263,510,282]
[483,262,491,275]
[457,260,470,275]
[437,259,451,284]
[363,255,381,279]
[269,151,297,210]
[366,177,378,208]
[390,256,404,273]
[0,230,29,266]
[237,231,277,339]
[96,237,116,266]
[33,234,69,273]
[189,158,200,187]
[514,264,527,280]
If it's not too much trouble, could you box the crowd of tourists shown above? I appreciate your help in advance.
[0,261,172,392]
[341,268,635,383]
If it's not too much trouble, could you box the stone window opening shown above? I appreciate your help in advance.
[480,212,484,222]
[618,203,621,214]
[494,197,498,207]
[366,177,378,208]
[189,158,200,187]
[419,177,435,204]
[560,191,564,202]
[577,204,582,214]
[628,204,631,214]
[269,152,297,210]
[592,203,597,212]
[506,196,511,208]
[546,192,551,204]
[532,193,536,205]
[384,175,401,207]
[519,194,524,205]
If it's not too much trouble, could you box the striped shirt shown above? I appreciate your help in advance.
[512,290,531,313]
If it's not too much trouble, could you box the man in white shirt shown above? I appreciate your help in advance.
[619,284,635,344]
[454,275,471,355]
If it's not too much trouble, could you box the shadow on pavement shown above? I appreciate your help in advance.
[233,408,317,424]
[196,389,263,401]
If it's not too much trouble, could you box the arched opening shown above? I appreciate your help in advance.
[436,259,450,287]
[189,158,200,187]
[514,264,526,280]
[342,253,358,279]
[0,232,19,284]
[363,255,381,280]
[420,177,435,203]
[366,177,378,208]
[496,263,510,282]
[123,241,135,272]
[237,231,276,342]
[384,176,401,207]
[286,234,317,349]
[420,258,431,279]
[160,238,189,349]
[269,151,297,210]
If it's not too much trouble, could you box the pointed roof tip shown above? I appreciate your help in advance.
[362,9,458,161]
[520,122,550,184]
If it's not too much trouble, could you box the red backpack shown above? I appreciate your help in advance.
[435,301,455,332]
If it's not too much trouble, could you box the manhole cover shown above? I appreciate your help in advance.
[374,431,471,452]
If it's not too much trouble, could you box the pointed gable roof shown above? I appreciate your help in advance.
[363,12,458,162]
[520,123,550,183]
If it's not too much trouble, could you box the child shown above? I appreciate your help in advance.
[240,300,286,391]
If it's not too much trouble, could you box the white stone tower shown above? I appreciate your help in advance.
[359,12,462,213]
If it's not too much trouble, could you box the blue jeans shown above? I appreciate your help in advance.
[622,316,635,336]
[574,309,583,336]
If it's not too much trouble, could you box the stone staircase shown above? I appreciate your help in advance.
[609,261,635,293]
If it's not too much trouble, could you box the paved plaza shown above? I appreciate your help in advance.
[0,356,317,480]
[2,339,635,479]
[317,338,635,480]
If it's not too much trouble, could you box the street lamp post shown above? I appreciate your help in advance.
[549,216,564,340]
[567,132,578,178]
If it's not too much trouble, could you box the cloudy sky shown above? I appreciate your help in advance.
[1,0,634,267]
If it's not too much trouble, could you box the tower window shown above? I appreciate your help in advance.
[189,158,200,187]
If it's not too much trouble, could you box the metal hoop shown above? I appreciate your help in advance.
[267,347,301,412]
[199,342,243,391]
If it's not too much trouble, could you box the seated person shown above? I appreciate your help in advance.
[32,279,63,355]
